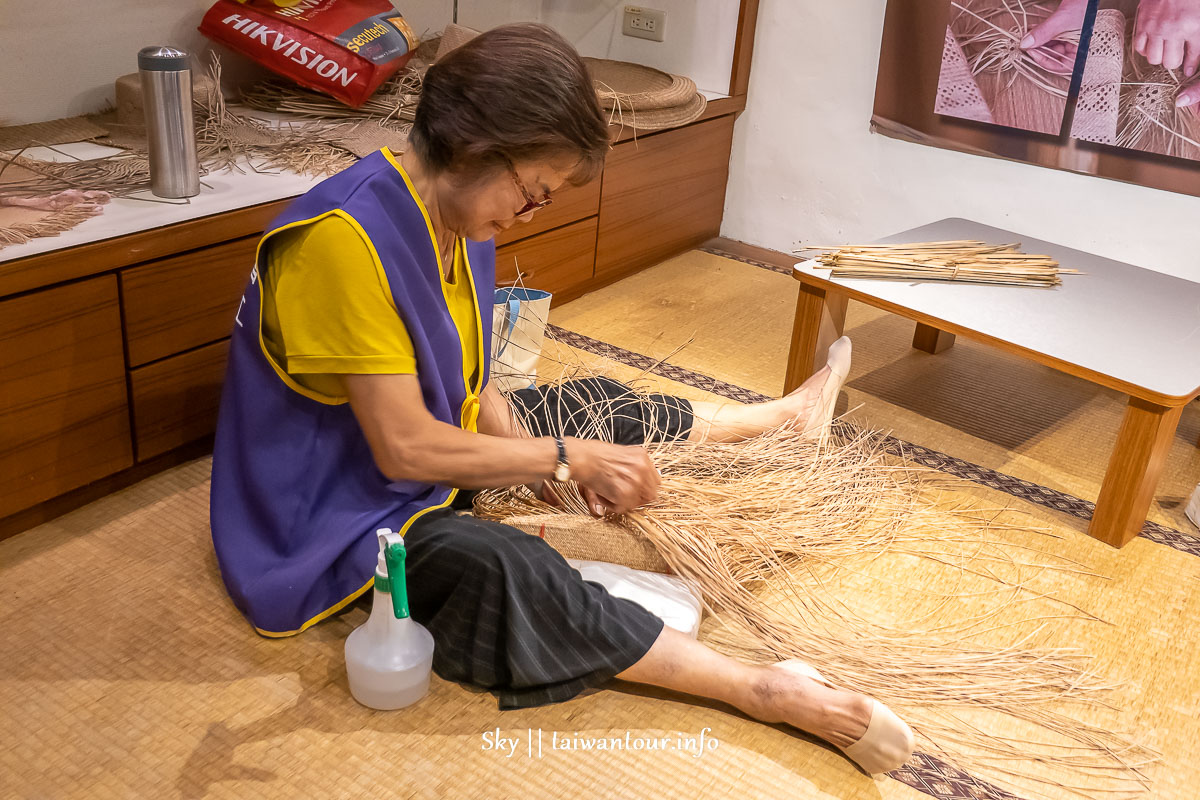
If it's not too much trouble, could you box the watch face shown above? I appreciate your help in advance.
[554,464,570,482]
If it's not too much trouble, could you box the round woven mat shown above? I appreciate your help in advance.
[583,57,697,111]
[603,92,707,131]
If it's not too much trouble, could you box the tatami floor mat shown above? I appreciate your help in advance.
[3,248,1199,800]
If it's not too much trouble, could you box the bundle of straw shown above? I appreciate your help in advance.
[0,149,151,199]
[471,332,1154,799]
[799,240,1078,287]
[238,66,425,125]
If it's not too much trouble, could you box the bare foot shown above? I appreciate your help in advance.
[744,663,872,749]
[802,336,852,438]
[772,364,831,427]
[686,338,852,443]
[756,660,916,774]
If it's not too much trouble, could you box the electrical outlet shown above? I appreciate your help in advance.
[622,6,666,42]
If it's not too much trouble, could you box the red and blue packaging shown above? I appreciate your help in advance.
[200,0,418,107]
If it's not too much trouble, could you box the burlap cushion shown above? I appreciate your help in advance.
[501,514,671,574]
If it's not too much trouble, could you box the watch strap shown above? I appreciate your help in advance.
[553,436,570,481]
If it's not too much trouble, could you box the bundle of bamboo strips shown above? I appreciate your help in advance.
[800,240,1079,286]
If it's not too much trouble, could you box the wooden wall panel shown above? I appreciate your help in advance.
[496,218,598,299]
[730,0,761,97]
[594,116,736,282]
[122,235,258,367]
[494,178,601,247]
[0,277,132,518]
[130,339,230,461]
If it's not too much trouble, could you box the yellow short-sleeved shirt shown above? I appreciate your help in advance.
[260,214,480,400]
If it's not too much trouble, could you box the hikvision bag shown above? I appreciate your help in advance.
[199,0,417,107]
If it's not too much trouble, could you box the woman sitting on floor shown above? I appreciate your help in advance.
[209,23,913,775]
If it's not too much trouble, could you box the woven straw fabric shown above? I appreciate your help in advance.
[435,23,481,62]
[934,28,994,123]
[333,119,411,158]
[0,160,109,250]
[0,115,108,152]
[1071,9,1126,145]
[500,514,671,574]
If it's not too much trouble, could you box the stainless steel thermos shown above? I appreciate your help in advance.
[137,46,200,199]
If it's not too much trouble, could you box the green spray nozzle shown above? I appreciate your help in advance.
[377,530,410,620]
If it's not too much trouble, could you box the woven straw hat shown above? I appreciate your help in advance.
[583,57,697,110]
[583,57,706,130]
[601,92,707,131]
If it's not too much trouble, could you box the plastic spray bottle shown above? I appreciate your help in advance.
[344,528,435,710]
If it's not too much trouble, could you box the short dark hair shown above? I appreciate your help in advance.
[409,23,608,186]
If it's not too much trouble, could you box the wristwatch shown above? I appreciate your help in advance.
[552,436,571,482]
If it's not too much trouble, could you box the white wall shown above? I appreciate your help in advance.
[457,0,739,96]
[722,0,1200,283]
[0,1,453,126]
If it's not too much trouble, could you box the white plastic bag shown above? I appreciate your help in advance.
[490,287,551,393]
[1187,482,1200,530]
[567,559,704,639]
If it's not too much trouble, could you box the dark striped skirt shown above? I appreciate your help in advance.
[401,377,693,709]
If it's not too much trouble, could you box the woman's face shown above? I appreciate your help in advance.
[439,155,580,242]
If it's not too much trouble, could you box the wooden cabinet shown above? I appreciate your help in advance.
[0,276,132,518]
[595,115,736,281]
[121,236,257,367]
[129,339,230,461]
[496,218,598,297]
[494,177,601,247]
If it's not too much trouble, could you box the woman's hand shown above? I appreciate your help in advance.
[1176,76,1200,106]
[565,437,660,516]
[1020,0,1088,73]
[1134,0,1200,76]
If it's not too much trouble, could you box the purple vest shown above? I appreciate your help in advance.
[210,148,495,636]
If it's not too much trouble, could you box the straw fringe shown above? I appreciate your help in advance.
[0,203,108,248]
[0,148,151,198]
[472,331,1156,800]
[238,66,425,126]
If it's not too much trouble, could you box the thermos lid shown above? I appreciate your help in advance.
[138,46,191,72]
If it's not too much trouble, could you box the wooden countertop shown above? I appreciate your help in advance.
[0,96,744,298]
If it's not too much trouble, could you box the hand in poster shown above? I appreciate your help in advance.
[1176,77,1200,106]
[1020,0,1089,73]
[1133,0,1200,77]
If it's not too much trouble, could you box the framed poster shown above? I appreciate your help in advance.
[874,0,1200,196]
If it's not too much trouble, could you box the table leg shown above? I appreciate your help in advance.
[1089,396,1184,547]
[784,282,847,394]
[912,323,956,354]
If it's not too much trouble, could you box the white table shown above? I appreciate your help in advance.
[785,218,1200,548]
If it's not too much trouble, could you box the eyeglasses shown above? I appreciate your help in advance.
[507,161,553,217]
